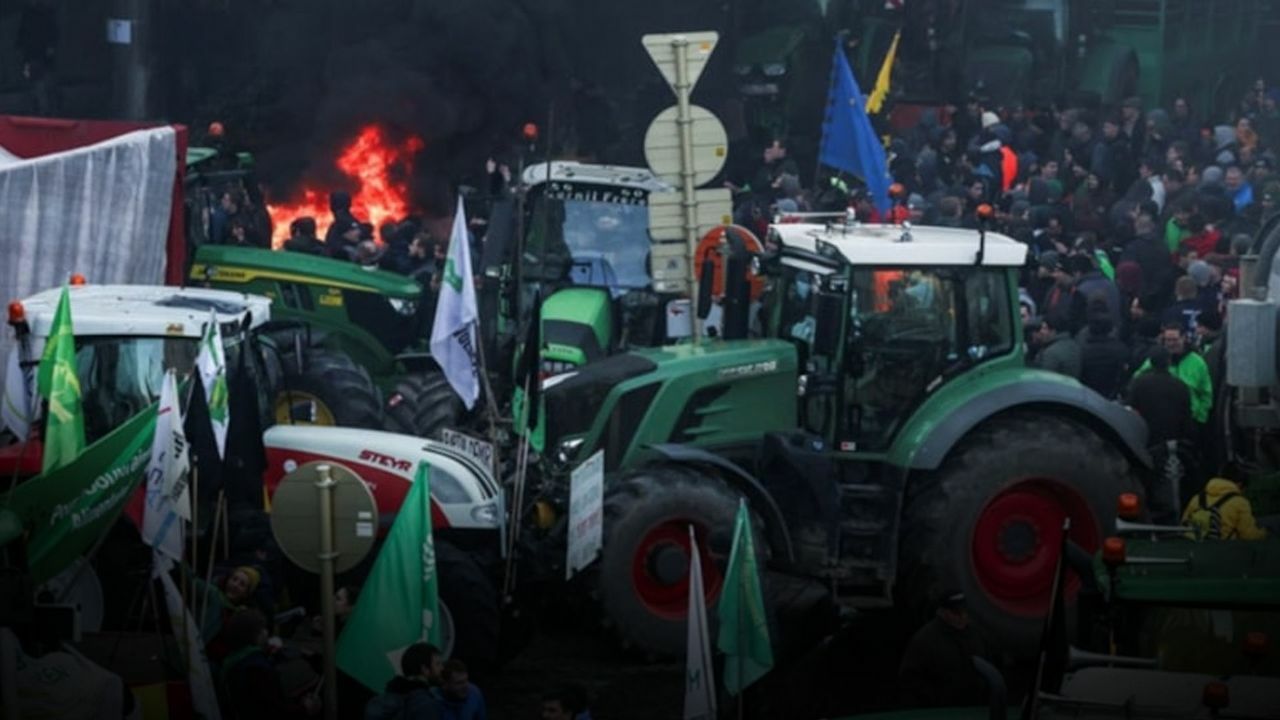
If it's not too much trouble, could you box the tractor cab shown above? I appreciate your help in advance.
[3,285,274,457]
[764,221,1025,451]
[483,162,683,379]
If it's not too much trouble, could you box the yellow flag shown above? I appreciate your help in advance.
[866,31,900,115]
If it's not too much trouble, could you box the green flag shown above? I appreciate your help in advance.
[716,499,773,695]
[337,462,441,692]
[36,286,85,474]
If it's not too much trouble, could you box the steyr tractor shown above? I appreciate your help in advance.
[0,284,505,667]
[523,219,1152,657]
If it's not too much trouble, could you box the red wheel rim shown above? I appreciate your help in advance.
[630,520,723,620]
[970,478,1100,617]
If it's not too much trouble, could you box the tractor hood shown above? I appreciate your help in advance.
[544,339,798,471]
[262,425,501,532]
[191,245,421,299]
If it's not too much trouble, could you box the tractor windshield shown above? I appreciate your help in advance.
[771,261,1015,448]
[75,336,199,444]
[72,330,273,445]
[523,191,653,296]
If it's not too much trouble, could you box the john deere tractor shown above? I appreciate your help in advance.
[523,219,1152,657]
[189,244,444,435]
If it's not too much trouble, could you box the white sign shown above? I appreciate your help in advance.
[648,188,733,243]
[106,19,133,45]
[566,450,605,580]
[642,32,719,98]
[644,105,729,187]
[438,428,495,475]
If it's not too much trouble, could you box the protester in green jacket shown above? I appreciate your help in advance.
[1131,323,1213,424]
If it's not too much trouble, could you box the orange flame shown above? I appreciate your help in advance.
[267,125,424,248]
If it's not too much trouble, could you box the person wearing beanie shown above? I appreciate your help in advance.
[981,111,1000,130]
[1195,307,1223,353]
[191,564,268,664]
[1080,304,1130,399]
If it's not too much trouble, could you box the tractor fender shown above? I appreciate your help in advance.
[647,444,796,564]
[896,379,1152,472]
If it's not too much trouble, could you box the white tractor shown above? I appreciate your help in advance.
[1,283,504,666]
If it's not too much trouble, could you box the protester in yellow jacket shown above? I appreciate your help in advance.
[1181,477,1268,540]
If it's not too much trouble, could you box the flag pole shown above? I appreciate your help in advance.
[220,489,230,560]
[315,464,340,720]
[737,553,745,720]
[1022,517,1070,720]
[814,34,846,194]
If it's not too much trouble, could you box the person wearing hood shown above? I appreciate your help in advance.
[365,643,444,720]
[324,191,358,247]
[327,217,362,262]
[1080,309,1130,399]
[1145,108,1173,159]
[190,564,267,664]
[1181,469,1268,540]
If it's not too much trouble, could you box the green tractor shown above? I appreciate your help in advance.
[189,244,444,435]
[191,160,690,441]
[525,219,1152,657]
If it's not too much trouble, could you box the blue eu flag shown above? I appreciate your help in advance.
[819,40,892,213]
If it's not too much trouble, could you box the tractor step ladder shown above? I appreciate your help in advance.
[831,481,897,609]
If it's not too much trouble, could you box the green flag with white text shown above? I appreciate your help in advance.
[716,499,773,695]
[36,286,85,474]
[195,309,228,458]
[336,462,441,692]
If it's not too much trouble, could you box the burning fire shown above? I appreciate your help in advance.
[267,125,425,248]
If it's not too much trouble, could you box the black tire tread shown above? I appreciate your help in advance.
[383,372,464,438]
[279,347,384,429]
[899,411,1137,654]
[436,540,501,671]
[598,464,764,657]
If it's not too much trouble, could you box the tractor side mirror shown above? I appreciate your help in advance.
[813,291,843,356]
[696,255,716,320]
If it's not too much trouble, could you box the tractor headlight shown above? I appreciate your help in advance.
[470,502,500,527]
[762,63,787,77]
[556,438,585,466]
[387,298,418,316]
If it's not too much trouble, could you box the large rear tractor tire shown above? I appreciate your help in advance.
[597,465,767,657]
[900,413,1140,656]
[275,348,383,430]
[436,541,501,673]
[383,372,464,438]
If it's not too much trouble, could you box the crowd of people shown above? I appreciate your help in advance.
[178,527,595,720]
[729,82,1280,535]
[183,80,1280,718]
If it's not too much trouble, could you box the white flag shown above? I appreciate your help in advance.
[684,525,717,720]
[142,371,191,561]
[430,197,481,409]
[1,346,33,440]
[156,555,221,720]
[195,309,228,458]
